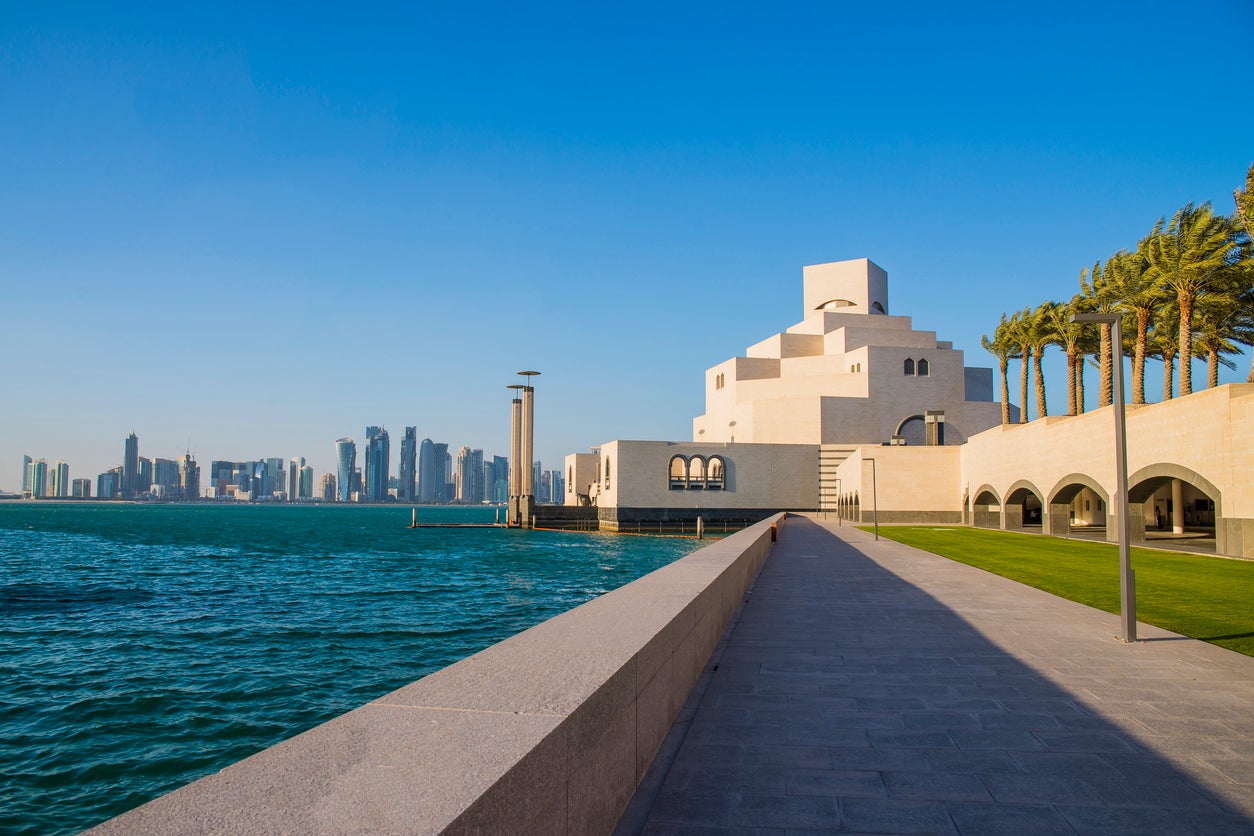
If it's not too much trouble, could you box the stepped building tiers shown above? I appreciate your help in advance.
[565,258,1009,529]
[562,256,1254,559]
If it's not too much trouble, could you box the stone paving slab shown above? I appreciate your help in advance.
[620,516,1254,834]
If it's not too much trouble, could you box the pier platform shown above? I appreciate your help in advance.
[620,515,1254,834]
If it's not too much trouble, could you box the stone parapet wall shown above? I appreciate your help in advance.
[90,515,785,835]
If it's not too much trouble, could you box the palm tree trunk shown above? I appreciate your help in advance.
[1076,360,1086,413]
[1133,311,1149,405]
[999,358,1010,424]
[1163,350,1175,401]
[1066,351,1077,416]
[1099,323,1113,407]
[1019,346,1030,423]
[1209,350,1219,388]
[1179,293,1194,396]
[1033,350,1047,418]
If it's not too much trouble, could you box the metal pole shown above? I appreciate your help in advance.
[835,477,842,526]
[1072,312,1136,642]
[1111,317,1136,642]
[865,457,879,540]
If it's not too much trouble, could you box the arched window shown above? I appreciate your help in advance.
[688,456,707,490]
[918,358,929,376]
[871,301,886,314]
[856,362,862,372]
[707,456,725,490]
[568,466,573,492]
[818,299,855,310]
[904,358,915,375]
[850,364,855,373]
[668,456,687,490]
[604,457,611,489]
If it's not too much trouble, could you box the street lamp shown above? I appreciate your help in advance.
[1071,312,1136,642]
[864,457,878,541]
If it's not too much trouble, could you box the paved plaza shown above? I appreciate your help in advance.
[620,516,1254,834]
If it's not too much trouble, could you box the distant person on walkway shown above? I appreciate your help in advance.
[1155,507,1163,530]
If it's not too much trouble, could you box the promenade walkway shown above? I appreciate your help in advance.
[619,515,1254,834]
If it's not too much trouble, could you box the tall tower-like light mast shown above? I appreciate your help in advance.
[507,384,526,526]
[516,371,541,527]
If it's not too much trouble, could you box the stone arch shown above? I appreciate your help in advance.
[971,484,1001,529]
[1047,473,1109,506]
[688,456,707,490]
[1128,462,1221,549]
[1045,473,1110,536]
[972,484,1000,506]
[1003,479,1044,529]
[894,414,926,446]
[1127,463,1220,508]
[668,455,687,490]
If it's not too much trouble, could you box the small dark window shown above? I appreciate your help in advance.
[918,358,929,376]
[904,358,915,375]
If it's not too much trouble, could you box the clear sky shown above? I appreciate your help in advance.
[3,1,1252,491]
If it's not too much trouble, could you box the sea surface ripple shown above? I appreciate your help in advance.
[0,503,698,835]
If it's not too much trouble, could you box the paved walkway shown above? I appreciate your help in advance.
[619,516,1254,834]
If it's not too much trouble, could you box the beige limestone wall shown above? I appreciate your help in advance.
[91,516,786,836]
[834,446,964,523]
[564,453,601,506]
[600,440,819,511]
[802,258,889,315]
[960,384,1254,555]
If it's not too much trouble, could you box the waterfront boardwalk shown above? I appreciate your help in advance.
[620,515,1254,834]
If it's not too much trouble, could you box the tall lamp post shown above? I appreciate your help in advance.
[1071,312,1136,642]
[864,457,878,541]
[507,384,526,527]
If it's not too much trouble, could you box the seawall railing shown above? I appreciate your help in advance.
[90,513,786,834]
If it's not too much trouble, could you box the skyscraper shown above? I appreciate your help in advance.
[288,457,304,502]
[364,426,390,503]
[299,464,314,499]
[52,460,69,498]
[71,478,90,498]
[29,459,48,498]
[153,458,179,496]
[122,433,139,497]
[21,455,31,494]
[455,446,473,503]
[418,438,438,503]
[178,454,200,500]
[398,427,417,503]
[335,438,356,503]
[320,472,337,502]
[97,468,120,500]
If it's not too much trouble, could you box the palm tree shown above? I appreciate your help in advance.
[1026,301,1054,418]
[1147,203,1245,396]
[981,313,1016,425]
[1235,162,1254,239]
[1147,302,1181,401]
[1079,260,1116,407]
[1192,297,1243,388]
[1046,295,1087,416]
[1008,308,1033,423]
[1107,244,1164,404]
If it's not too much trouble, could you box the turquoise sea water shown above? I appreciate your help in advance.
[0,503,698,835]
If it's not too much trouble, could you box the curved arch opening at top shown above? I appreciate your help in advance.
[707,455,725,490]
[668,455,687,491]
[871,301,886,314]
[1127,463,1221,508]
[1048,473,1109,507]
[972,485,1001,506]
[688,456,707,490]
[817,299,855,311]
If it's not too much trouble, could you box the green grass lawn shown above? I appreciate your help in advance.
[862,526,1254,657]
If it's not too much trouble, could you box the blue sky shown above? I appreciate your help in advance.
[3,1,1252,490]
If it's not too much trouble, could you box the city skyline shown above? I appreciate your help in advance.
[3,3,1251,488]
[10,428,541,504]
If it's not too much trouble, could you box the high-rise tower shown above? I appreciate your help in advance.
[399,427,417,503]
[335,439,356,502]
[364,426,390,503]
[418,438,437,503]
[122,433,139,498]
